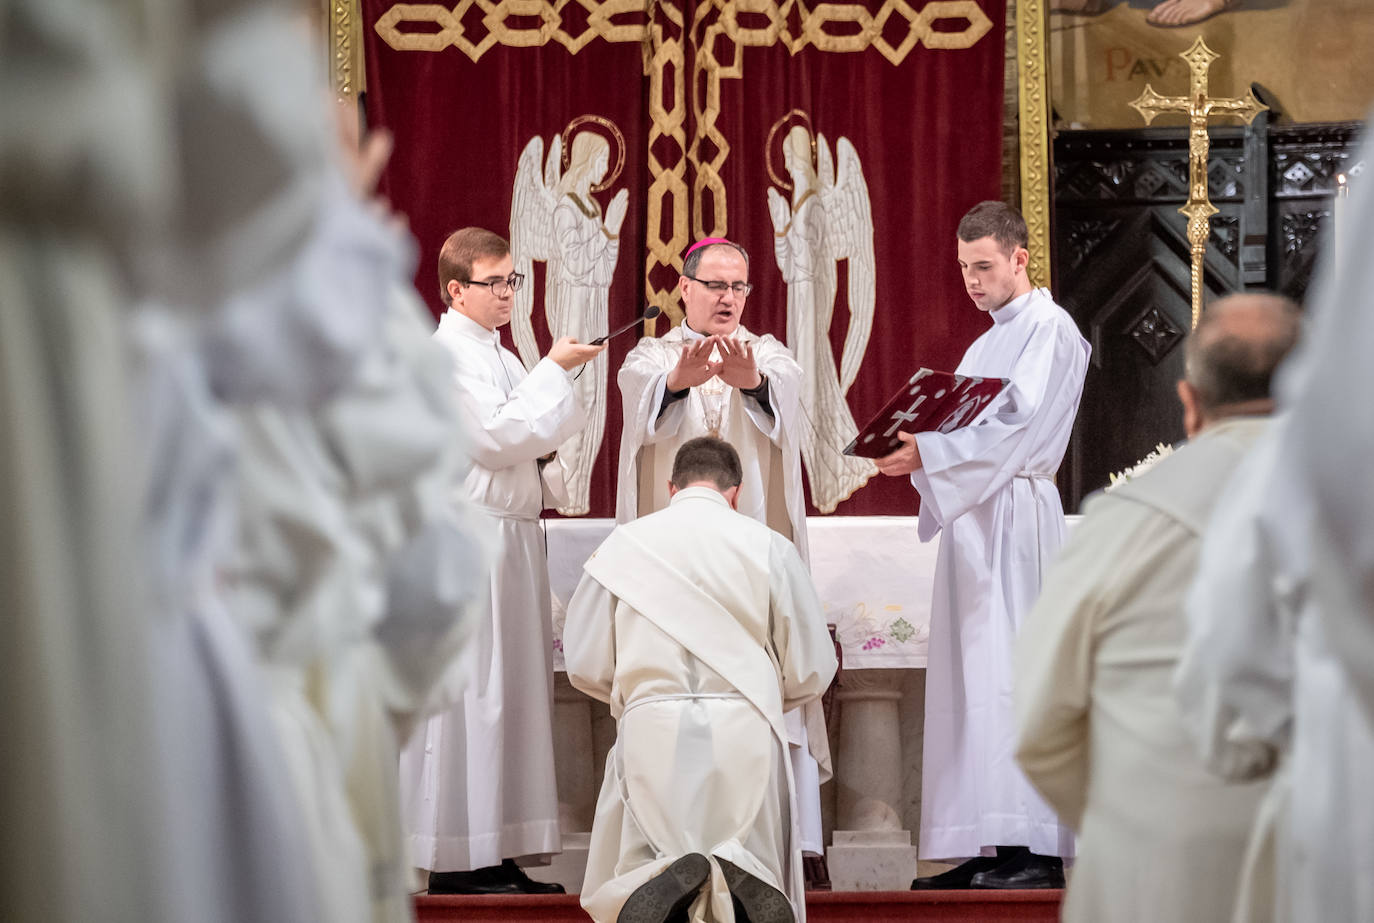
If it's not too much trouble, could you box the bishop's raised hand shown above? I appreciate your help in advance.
[665,337,722,392]
[714,336,762,390]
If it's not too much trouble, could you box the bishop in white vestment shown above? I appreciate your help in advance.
[1015,293,1301,922]
[616,238,831,861]
[616,239,809,557]
[400,228,603,887]
[879,203,1087,883]
[565,437,837,923]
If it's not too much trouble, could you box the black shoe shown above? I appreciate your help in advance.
[427,866,522,895]
[715,857,794,923]
[802,854,831,891]
[969,851,1064,890]
[618,853,710,923]
[910,854,1002,890]
[501,858,567,894]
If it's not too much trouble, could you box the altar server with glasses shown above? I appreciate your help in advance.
[400,227,604,894]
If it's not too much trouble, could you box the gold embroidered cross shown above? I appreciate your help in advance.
[1130,37,1267,329]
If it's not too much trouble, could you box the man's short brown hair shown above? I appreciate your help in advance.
[438,227,509,305]
[956,201,1029,255]
[670,436,743,491]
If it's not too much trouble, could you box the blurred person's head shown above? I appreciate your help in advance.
[1178,293,1302,437]
[668,436,744,508]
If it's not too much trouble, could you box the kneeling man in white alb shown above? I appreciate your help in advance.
[565,437,837,923]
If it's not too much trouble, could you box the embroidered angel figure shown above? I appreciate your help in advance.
[510,126,628,515]
[767,123,878,512]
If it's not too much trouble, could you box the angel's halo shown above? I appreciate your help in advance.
[560,114,626,194]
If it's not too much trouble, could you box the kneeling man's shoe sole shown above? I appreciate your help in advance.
[716,857,794,923]
[618,853,711,923]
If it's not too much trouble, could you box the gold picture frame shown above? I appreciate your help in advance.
[1015,0,1053,290]
[328,0,365,101]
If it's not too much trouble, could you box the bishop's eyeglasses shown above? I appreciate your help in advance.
[685,275,753,297]
[464,272,526,298]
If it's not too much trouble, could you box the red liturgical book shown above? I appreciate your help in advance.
[843,368,1009,458]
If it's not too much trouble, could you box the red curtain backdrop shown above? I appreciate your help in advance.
[362,0,1006,518]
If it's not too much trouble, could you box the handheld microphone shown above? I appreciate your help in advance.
[591,305,662,345]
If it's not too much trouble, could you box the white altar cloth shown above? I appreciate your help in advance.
[546,514,1083,671]
[547,516,937,670]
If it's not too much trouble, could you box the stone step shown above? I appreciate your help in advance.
[415,888,1064,922]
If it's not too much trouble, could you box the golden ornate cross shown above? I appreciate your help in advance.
[1130,37,1267,329]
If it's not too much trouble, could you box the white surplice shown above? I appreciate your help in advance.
[2,2,349,920]
[1177,416,1374,923]
[616,322,830,854]
[1016,417,1272,923]
[1276,153,1374,923]
[1173,421,1301,923]
[230,281,484,923]
[400,308,585,871]
[564,487,838,923]
[1277,120,1374,923]
[137,171,414,923]
[911,287,1088,860]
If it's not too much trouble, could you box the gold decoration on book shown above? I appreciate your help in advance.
[1129,37,1268,329]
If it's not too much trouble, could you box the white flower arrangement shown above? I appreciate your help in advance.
[1105,443,1175,492]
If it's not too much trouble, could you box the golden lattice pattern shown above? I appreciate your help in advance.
[643,0,688,333]
[373,0,650,59]
[371,0,993,320]
[686,0,993,242]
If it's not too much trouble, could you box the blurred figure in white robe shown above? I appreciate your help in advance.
[3,0,375,920]
[1177,121,1374,923]
[1016,294,1299,922]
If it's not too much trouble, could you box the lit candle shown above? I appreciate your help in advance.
[1334,172,1350,279]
